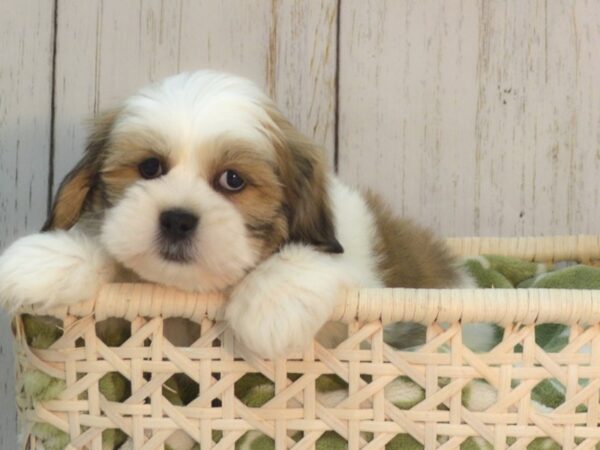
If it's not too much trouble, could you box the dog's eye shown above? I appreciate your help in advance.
[218,170,246,192]
[138,158,163,179]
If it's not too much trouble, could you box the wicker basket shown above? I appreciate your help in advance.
[14,235,600,449]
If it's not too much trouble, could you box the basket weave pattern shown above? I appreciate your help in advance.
[15,236,600,449]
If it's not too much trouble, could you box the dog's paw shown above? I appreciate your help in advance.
[0,230,115,310]
[225,245,349,359]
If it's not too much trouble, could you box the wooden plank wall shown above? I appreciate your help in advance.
[338,0,600,237]
[0,1,55,446]
[52,0,338,186]
[1,0,599,442]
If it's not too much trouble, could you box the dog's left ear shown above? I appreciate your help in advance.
[42,110,118,231]
[270,114,343,254]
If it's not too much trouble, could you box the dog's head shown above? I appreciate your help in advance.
[44,71,342,292]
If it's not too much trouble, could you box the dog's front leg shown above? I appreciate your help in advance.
[0,230,116,310]
[225,243,353,359]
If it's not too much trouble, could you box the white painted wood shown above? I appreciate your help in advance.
[270,0,338,160]
[338,0,600,237]
[0,0,55,445]
[53,0,338,189]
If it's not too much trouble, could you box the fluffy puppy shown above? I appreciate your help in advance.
[0,70,469,359]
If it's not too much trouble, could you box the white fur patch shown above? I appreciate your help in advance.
[0,230,115,310]
[115,71,277,166]
[101,172,258,293]
[328,177,383,288]
[313,178,385,349]
[225,243,355,359]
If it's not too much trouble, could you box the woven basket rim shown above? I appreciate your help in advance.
[445,233,600,260]
[18,284,600,325]
[17,235,600,325]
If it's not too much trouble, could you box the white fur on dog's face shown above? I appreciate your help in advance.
[99,72,281,291]
[101,172,258,292]
[37,71,341,293]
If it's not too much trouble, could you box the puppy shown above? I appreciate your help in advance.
[0,70,471,359]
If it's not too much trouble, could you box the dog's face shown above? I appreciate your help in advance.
[44,71,342,292]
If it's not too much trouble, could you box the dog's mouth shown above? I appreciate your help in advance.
[158,241,195,264]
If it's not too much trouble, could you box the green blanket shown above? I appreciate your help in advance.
[20,256,600,450]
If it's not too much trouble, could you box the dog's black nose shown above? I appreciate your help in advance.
[159,209,199,240]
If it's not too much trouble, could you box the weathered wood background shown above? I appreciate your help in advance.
[1,0,599,443]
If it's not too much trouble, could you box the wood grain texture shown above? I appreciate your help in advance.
[338,0,600,237]
[0,0,55,446]
[52,0,338,190]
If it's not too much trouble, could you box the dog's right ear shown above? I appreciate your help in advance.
[42,110,118,231]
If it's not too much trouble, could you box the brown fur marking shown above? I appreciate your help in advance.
[365,191,459,288]
[43,110,120,231]
[265,107,343,254]
[206,143,289,257]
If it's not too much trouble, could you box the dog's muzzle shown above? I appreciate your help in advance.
[158,209,199,262]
